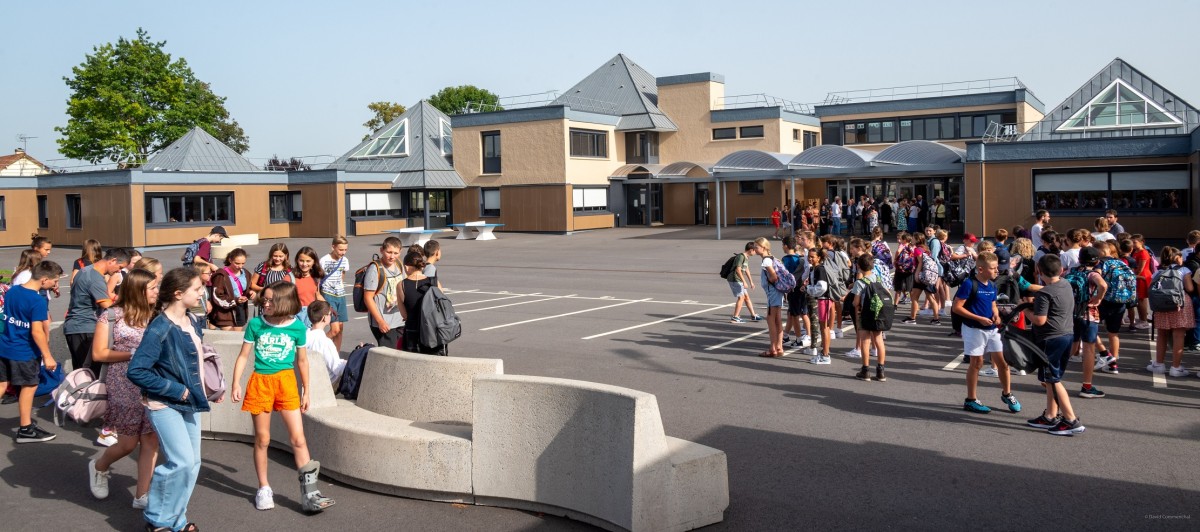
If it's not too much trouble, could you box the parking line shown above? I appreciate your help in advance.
[479,298,652,331]
[458,294,578,314]
[582,303,733,340]
[705,330,768,351]
[942,354,965,371]
[1152,372,1167,388]
[455,293,540,306]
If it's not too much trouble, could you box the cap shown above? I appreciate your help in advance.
[964,233,978,243]
[1080,246,1103,265]
[210,226,229,238]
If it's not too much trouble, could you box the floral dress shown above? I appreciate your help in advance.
[100,308,154,436]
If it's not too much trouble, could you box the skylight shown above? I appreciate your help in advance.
[352,119,408,158]
[1057,79,1183,131]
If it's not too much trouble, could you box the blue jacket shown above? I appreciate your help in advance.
[127,313,211,413]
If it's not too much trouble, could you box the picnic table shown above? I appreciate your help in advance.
[386,227,452,247]
[447,221,505,241]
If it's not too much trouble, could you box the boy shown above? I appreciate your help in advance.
[1,261,63,443]
[851,254,888,381]
[1027,254,1086,435]
[319,236,351,351]
[362,237,405,347]
[727,242,762,323]
[305,302,345,386]
[188,264,214,326]
[953,252,1021,413]
[1070,246,1109,399]
[188,226,228,273]
[423,240,444,288]
[63,247,131,371]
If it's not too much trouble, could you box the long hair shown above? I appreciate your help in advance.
[134,257,162,278]
[263,243,292,273]
[159,267,200,312]
[80,239,102,264]
[294,246,325,279]
[13,249,42,278]
[118,269,157,329]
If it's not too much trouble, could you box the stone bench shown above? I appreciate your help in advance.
[209,233,260,263]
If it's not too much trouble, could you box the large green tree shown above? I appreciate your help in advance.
[428,85,502,116]
[56,28,248,165]
[362,101,406,140]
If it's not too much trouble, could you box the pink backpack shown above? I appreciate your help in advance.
[53,366,107,427]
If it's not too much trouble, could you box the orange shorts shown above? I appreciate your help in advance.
[241,371,300,415]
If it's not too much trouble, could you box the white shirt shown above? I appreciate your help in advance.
[831,203,842,217]
[1031,223,1044,249]
[1091,232,1115,242]
[306,328,345,384]
[1060,248,1081,271]
[11,270,31,286]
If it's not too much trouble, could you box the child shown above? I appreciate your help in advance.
[727,242,761,323]
[754,237,785,357]
[1129,234,1153,329]
[781,236,809,348]
[305,301,345,386]
[422,240,444,289]
[1026,254,1086,435]
[363,237,406,347]
[851,253,889,381]
[232,281,335,513]
[188,265,213,326]
[319,236,351,351]
[0,261,63,443]
[1071,246,1109,398]
[1148,246,1195,377]
[293,247,326,326]
[804,249,831,364]
[953,252,1021,413]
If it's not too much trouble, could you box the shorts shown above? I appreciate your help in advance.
[893,271,914,294]
[963,326,1003,356]
[816,299,833,323]
[1037,334,1073,384]
[297,307,312,328]
[241,371,301,415]
[1072,318,1099,343]
[728,281,747,298]
[787,290,806,316]
[324,294,349,323]
[765,286,783,308]
[1098,301,1126,334]
[0,357,39,387]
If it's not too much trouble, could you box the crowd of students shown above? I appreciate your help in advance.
[726,204,1199,436]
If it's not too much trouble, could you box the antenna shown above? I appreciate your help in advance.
[16,134,37,152]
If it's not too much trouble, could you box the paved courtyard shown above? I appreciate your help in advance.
[2,226,1198,531]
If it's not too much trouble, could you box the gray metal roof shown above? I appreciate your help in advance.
[1020,58,1200,141]
[552,54,678,132]
[609,164,666,178]
[873,140,965,165]
[142,127,262,172]
[712,150,794,171]
[327,101,466,189]
[788,145,877,168]
[660,161,713,177]
[616,113,679,131]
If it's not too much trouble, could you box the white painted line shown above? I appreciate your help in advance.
[436,289,721,306]
[1152,371,1167,388]
[582,303,733,340]
[455,293,541,306]
[942,353,965,371]
[442,288,477,295]
[479,298,652,331]
[458,294,577,314]
[705,330,768,351]
[354,316,368,320]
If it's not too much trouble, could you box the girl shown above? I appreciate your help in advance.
[71,238,103,285]
[781,236,809,348]
[10,249,43,286]
[211,249,251,331]
[1130,235,1153,329]
[250,243,295,314]
[821,235,851,338]
[31,234,53,258]
[126,267,210,532]
[232,281,335,513]
[398,251,447,355]
[893,232,914,305]
[804,249,831,364]
[293,247,326,326]
[1148,247,1195,377]
[896,200,909,233]
[903,239,942,325]
[188,265,213,326]
[754,237,785,357]
[88,269,160,510]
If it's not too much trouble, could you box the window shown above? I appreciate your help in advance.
[0,196,5,230]
[572,186,608,213]
[739,125,764,138]
[793,129,801,141]
[939,117,956,139]
[739,181,764,194]
[66,194,82,229]
[348,191,404,218]
[569,128,608,158]
[803,131,819,149]
[822,123,843,145]
[1058,79,1184,131]
[409,190,449,219]
[1033,167,1189,214]
[145,193,234,225]
[880,121,896,142]
[899,120,913,141]
[481,131,501,174]
[844,123,862,144]
[351,119,408,158]
[37,195,48,228]
[439,118,453,156]
[481,188,501,217]
[269,191,302,222]
[712,127,736,140]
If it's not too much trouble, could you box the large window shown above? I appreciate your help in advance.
[348,191,404,218]
[66,194,82,229]
[803,131,819,149]
[351,119,408,159]
[739,125,764,138]
[712,127,736,140]
[482,131,501,174]
[569,128,608,158]
[1033,167,1189,214]
[145,193,234,225]
[1059,79,1184,131]
[37,195,47,228]
[481,188,500,217]
[269,191,302,222]
[572,186,609,213]
[439,118,453,156]
[739,181,764,194]
[0,196,6,230]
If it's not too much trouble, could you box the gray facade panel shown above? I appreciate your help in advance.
[710,107,820,126]
[815,92,1017,118]
[451,107,568,128]
[656,73,725,86]
[966,136,1192,162]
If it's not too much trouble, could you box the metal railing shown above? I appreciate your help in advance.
[822,77,1030,105]
[42,154,341,173]
[982,115,1198,143]
[715,93,815,115]
[461,91,620,115]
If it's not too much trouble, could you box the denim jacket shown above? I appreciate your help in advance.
[127,313,211,413]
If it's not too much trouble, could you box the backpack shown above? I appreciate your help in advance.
[1062,268,1092,316]
[1001,303,1048,373]
[1148,266,1186,312]
[858,278,894,332]
[895,246,915,273]
[419,286,462,349]
[821,252,851,300]
[942,257,975,287]
[917,253,940,287]
[180,238,207,269]
[1099,257,1136,305]
[336,343,376,399]
[201,343,226,402]
[768,257,797,293]
[52,366,107,427]
[935,239,952,263]
[351,256,384,313]
[719,254,739,279]
[871,240,893,268]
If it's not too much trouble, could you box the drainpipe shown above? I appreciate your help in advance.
[715,178,722,241]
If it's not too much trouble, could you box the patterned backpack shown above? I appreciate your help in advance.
[871,240,893,268]
[895,245,915,274]
[1099,257,1136,305]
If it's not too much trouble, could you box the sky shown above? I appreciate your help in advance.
[3,0,1199,170]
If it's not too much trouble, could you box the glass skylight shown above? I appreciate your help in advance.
[352,119,408,158]
[1058,80,1183,131]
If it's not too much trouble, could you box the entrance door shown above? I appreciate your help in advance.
[695,184,710,225]
[626,184,647,226]
[649,183,664,225]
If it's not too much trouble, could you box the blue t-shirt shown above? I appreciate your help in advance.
[781,254,803,275]
[955,277,997,330]
[0,285,50,361]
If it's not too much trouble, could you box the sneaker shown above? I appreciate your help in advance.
[787,339,801,348]
[749,315,764,322]
[132,493,148,510]
[818,355,832,365]
[805,347,820,357]
[930,318,941,326]
[1101,363,1119,374]
[854,366,872,381]
[1001,393,1022,413]
[1027,412,1061,429]
[875,366,886,382]
[808,353,822,363]
[1185,344,1200,352]
[1009,367,1028,376]
[963,399,991,414]
[844,348,862,359]
[901,317,917,324]
[95,429,118,448]
[1094,354,1116,370]
[918,309,933,316]
[833,328,844,339]
[14,423,55,444]
[730,316,745,323]
[783,335,791,343]
[255,486,275,511]
[1168,366,1191,378]
[302,491,336,513]
[980,366,999,378]
[1048,418,1086,436]
[1133,320,1151,330]
[0,393,16,405]
[88,459,110,499]
[1146,362,1167,374]
[1078,386,1106,399]
[800,334,811,345]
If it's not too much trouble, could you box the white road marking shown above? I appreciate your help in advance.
[705,330,768,351]
[455,293,541,306]
[582,303,733,340]
[479,298,652,331]
[441,288,477,295]
[442,289,718,306]
[942,354,965,371]
[457,294,578,314]
[1152,372,1167,388]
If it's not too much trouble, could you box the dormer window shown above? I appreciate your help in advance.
[1057,80,1183,131]
[351,119,408,158]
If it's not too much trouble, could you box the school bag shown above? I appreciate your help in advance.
[858,277,894,332]
[336,343,376,399]
[419,286,462,350]
[895,246,915,274]
[768,257,797,293]
[1062,268,1093,316]
[180,237,207,269]
[870,240,893,268]
[821,251,851,300]
[53,366,107,427]
[942,257,975,287]
[351,255,384,313]
[1148,266,1186,312]
[1001,303,1048,373]
[718,254,740,279]
[201,344,227,402]
[1099,257,1136,305]
[917,253,940,287]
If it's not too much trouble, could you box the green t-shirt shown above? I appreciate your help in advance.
[726,253,748,283]
[243,316,307,375]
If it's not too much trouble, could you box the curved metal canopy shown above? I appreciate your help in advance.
[712,150,793,171]
[659,161,713,177]
[788,145,877,168]
[873,140,966,165]
[610,164,666,178]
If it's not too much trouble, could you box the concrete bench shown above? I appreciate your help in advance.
[386,227,451,247]
[448,221,505,241]
[209,233,260,263]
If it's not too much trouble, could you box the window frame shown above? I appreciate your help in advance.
[36,195,48,228]
[739,181,765,195]
[144,192,235,226]
[802,130,819,149]
[351,118,408,159]
[347,191,405,219]
[569,128,609,159]
[712,127,737,140]
[268,191,303,223]
[1032,165,1190,215]
[0,196,6,230]
[439,118,453,156]
[572,186,610,213]
[65,194,82,229]
[739,125,765,138]
[480,187,501,217]
[481,131,501,174]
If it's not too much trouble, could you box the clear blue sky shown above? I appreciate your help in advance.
[3,0,1198,168]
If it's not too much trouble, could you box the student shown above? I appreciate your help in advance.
[771,207,783,239]
[422,239,444,289]
[126,267,210,532]
[804,248,832,364]
[1129,234,1153,329]
[186,226,229,273]
[1095,242,1124,374]
[727,242,762,323]
[319,236,352,351]
[1147,247,1195,377]
[830,197,843,236]
[1071,247,1109,398]
[64,247,132,371]
[9,249,42,286]
[851,253,888,381]
[953,252,1021,413]
[398,251,447,356]
[755,237,785,357]
[70,238,103,285]
[305,301,345,386]
[821,235,851,338]
[250,243,295,314]
[363,237,406,348]
[0,261,62,443]
[781,236,809,348]
[992,229,1012,275]
[107,248,144,299]
[188,265,214,326]
[893,232,915,305]
[88,269,161,509]
[1026,254,1086,435]
[31,234,53,258]
[232,281,336,513]
[293,247,326,326]
[211,249,251,331]
[1092,218,1116,242]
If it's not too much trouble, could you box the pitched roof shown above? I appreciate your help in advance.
[328,101,466,189]
[1021,58,1200,141]
[142,127,261,172]
[552,54,678,131]
[0,150,47,174]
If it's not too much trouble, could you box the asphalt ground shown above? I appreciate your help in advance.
[2,226,1198,531]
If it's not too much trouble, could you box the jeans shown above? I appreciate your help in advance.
[146,408,202,531]
[832,219,842,235]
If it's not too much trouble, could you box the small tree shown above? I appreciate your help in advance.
[264,155,311,171]
[428,85,502,115]
[362,101,406,140]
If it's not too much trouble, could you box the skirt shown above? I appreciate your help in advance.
[1155,297,1194,330]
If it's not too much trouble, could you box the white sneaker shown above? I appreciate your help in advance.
[816,356,832,365]
[845,348,862,359]
[95,429,118,448]
[800,334,811,346]
[919,309,933,316]
[1168,366,1191,378]
[255,486,275,510]
[88,459,110,500]
[1094,354,1116,370]
[1146,362,1167,374]
[833,328,844,339]
[1133,320,1151,330]
[132,493,148,510]
[980,367,999,378]
[1009,368,1027,376]
[804,347,820,357]
[808,353,822,363]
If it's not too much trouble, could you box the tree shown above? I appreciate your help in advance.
[428,85,503,116]
[362,101,406,140]
[55,28,249,165]
[264,155,311,171]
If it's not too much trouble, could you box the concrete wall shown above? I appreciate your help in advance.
[356,347,502,425]
[0,188,40,247]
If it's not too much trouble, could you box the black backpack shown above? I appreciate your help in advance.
[336,343,376,400]
[719,254,740,279]
[351,256,384,313]
[858,278,894,332]
[1001,303,1048,373]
